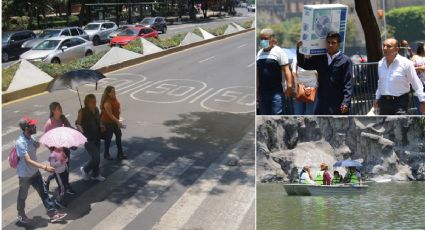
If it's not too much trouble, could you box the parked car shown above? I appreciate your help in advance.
[247,4,255,12]
[110,27,159,47]
[108,24,135,39]
[20,36,94,64]
[2,30,36,62]
[83,21,118,45]
[22,27,90,49]
[139,17,167,34]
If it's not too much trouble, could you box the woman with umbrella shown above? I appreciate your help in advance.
[100,86,127,160]
[333,159,362,185]
[76,94,106,182]
[43,102,76,195]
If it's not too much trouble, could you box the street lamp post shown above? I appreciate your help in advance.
[382,0,387,40]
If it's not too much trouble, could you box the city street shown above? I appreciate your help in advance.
[1,8,254,68]
[2,31,255,229]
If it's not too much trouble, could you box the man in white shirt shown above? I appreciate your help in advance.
[373,38,425,115]
[256,28,293,115]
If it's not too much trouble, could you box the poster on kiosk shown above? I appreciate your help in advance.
[300,4,348,55]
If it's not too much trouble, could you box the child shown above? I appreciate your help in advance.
[48,147,69,208]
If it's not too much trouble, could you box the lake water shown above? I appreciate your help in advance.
[257,182,425,230]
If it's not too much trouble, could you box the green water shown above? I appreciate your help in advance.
[257,182,425,230]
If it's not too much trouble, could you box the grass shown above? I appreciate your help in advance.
[205,25,228,36]
[146,33,186,49]
[122,39,143,54]
[2,63,19,91]
[192,28,203,38]
[242,20,253,29]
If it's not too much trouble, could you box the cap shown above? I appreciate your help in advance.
[19,116,38,130]
[320,163,328,169]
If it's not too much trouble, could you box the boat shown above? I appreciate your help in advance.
[283,184,368,196]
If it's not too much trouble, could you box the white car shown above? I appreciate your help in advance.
[83,21,118,45]
[247,4,256,12]
[20,37,94,64]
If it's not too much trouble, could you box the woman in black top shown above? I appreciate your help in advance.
[76,94,105,182]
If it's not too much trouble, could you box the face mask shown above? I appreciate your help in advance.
[260,39,270,49]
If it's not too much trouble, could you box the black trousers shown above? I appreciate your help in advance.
[378,93,409,115]
[46,148,70,188]
[104,122,123,156]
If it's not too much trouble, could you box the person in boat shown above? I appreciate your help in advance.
[315,163,331,185]
[299,166,315,184]
[344,167,362,185]
[332,170,343,184]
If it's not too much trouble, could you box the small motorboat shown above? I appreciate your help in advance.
[283,184,368,196]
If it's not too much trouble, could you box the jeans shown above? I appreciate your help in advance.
[83,140,101,177]
[104,122,123,156]
[17,171,55,216]
[258,92,284,115]
[294,98,317,115]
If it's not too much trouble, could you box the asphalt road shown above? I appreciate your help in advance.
[1,10,253,68]
[2,31,255,229]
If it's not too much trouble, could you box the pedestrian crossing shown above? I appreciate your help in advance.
[2,126,255,230]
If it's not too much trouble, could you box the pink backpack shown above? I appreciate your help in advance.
[8,146,19,168]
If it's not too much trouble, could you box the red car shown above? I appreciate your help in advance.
[110,27,158,47]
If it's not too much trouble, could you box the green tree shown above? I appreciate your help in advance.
[386,5,425,42]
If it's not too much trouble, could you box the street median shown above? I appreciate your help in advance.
[2,24,254,104]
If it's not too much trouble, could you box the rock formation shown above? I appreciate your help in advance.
[256,116,425,182]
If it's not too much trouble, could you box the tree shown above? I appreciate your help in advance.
[386,6,425,43]
[354,0,383,62]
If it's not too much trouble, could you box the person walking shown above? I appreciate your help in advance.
[76,94,106,182]
[43,102,76,195]
[15,116,67,224]
[296,32,353,115]
[256,28,293,115]
[48,147,69,208]
[100,86,127,160]
[291,57,318,115]
[412,43,425,115]
[373,38,425,115]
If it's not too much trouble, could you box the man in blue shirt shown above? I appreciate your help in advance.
[15,116,67,224]
[296,32,353,115]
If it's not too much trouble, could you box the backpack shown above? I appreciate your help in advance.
[8,146,19,168]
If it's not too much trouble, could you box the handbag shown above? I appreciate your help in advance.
[295,64,317,103]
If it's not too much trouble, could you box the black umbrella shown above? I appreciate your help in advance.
[48,69,106,108]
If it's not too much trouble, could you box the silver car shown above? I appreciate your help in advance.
[20,37,94,64]
[83,21,118,45]
[21,27,90,49]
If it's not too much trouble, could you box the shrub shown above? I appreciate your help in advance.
[123,39,143,54]
[206,25,228,36]
[2,63,19,91]
[386,6,425,42]
[192,28,203,38]
[146,33,186,49]
[241,20,253,29]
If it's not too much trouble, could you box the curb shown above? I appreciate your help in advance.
[2,28,254,104]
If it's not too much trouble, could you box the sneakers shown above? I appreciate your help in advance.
[91,175,106,181]
[16,214,30,224]
[65,187,76,195]
[80,167,90,181]
[48,210,67,223]
[54,199,67,208]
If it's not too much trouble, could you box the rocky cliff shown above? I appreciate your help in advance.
[256,116,425,182]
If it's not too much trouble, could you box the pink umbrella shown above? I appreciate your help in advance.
[39,127,87,148]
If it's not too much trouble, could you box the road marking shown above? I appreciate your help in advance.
[199,56,216,63]
[2,132,43,152]
[2,92,49,107]
[119,81,154,95]
[188,88,214,104]
[238,44,247,48]
[200,86,255,114]
[247,62,255,68]
[92,157,195,230]
[2,150,159,228]
[2,127,20,137]
[152,131,254,230]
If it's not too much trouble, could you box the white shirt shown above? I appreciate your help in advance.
[291,58,318,88]
[256,46,289,66]
[327,51,341,65]
[300,172,315,185]
[375,54,425,102]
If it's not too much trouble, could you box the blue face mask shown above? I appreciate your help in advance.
[260,39,270,49]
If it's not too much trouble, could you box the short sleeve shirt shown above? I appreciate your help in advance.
[256,46,289,93]
[16,133,38,177]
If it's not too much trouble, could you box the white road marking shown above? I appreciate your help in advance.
[199,56,216,63]
[2,127,20,137]
[238,44,247,48]
[188,88,214,104]
[92,157,195,230]
[247,62,255,68]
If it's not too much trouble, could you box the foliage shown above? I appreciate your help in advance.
[192,28,203,38]
[241,20,253,29]
[123,39,143,54]
[2,63,19,91]
[386,6,425,42]
[146,33,186,49]
[205,24,228,36]
[33,50,109,79]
